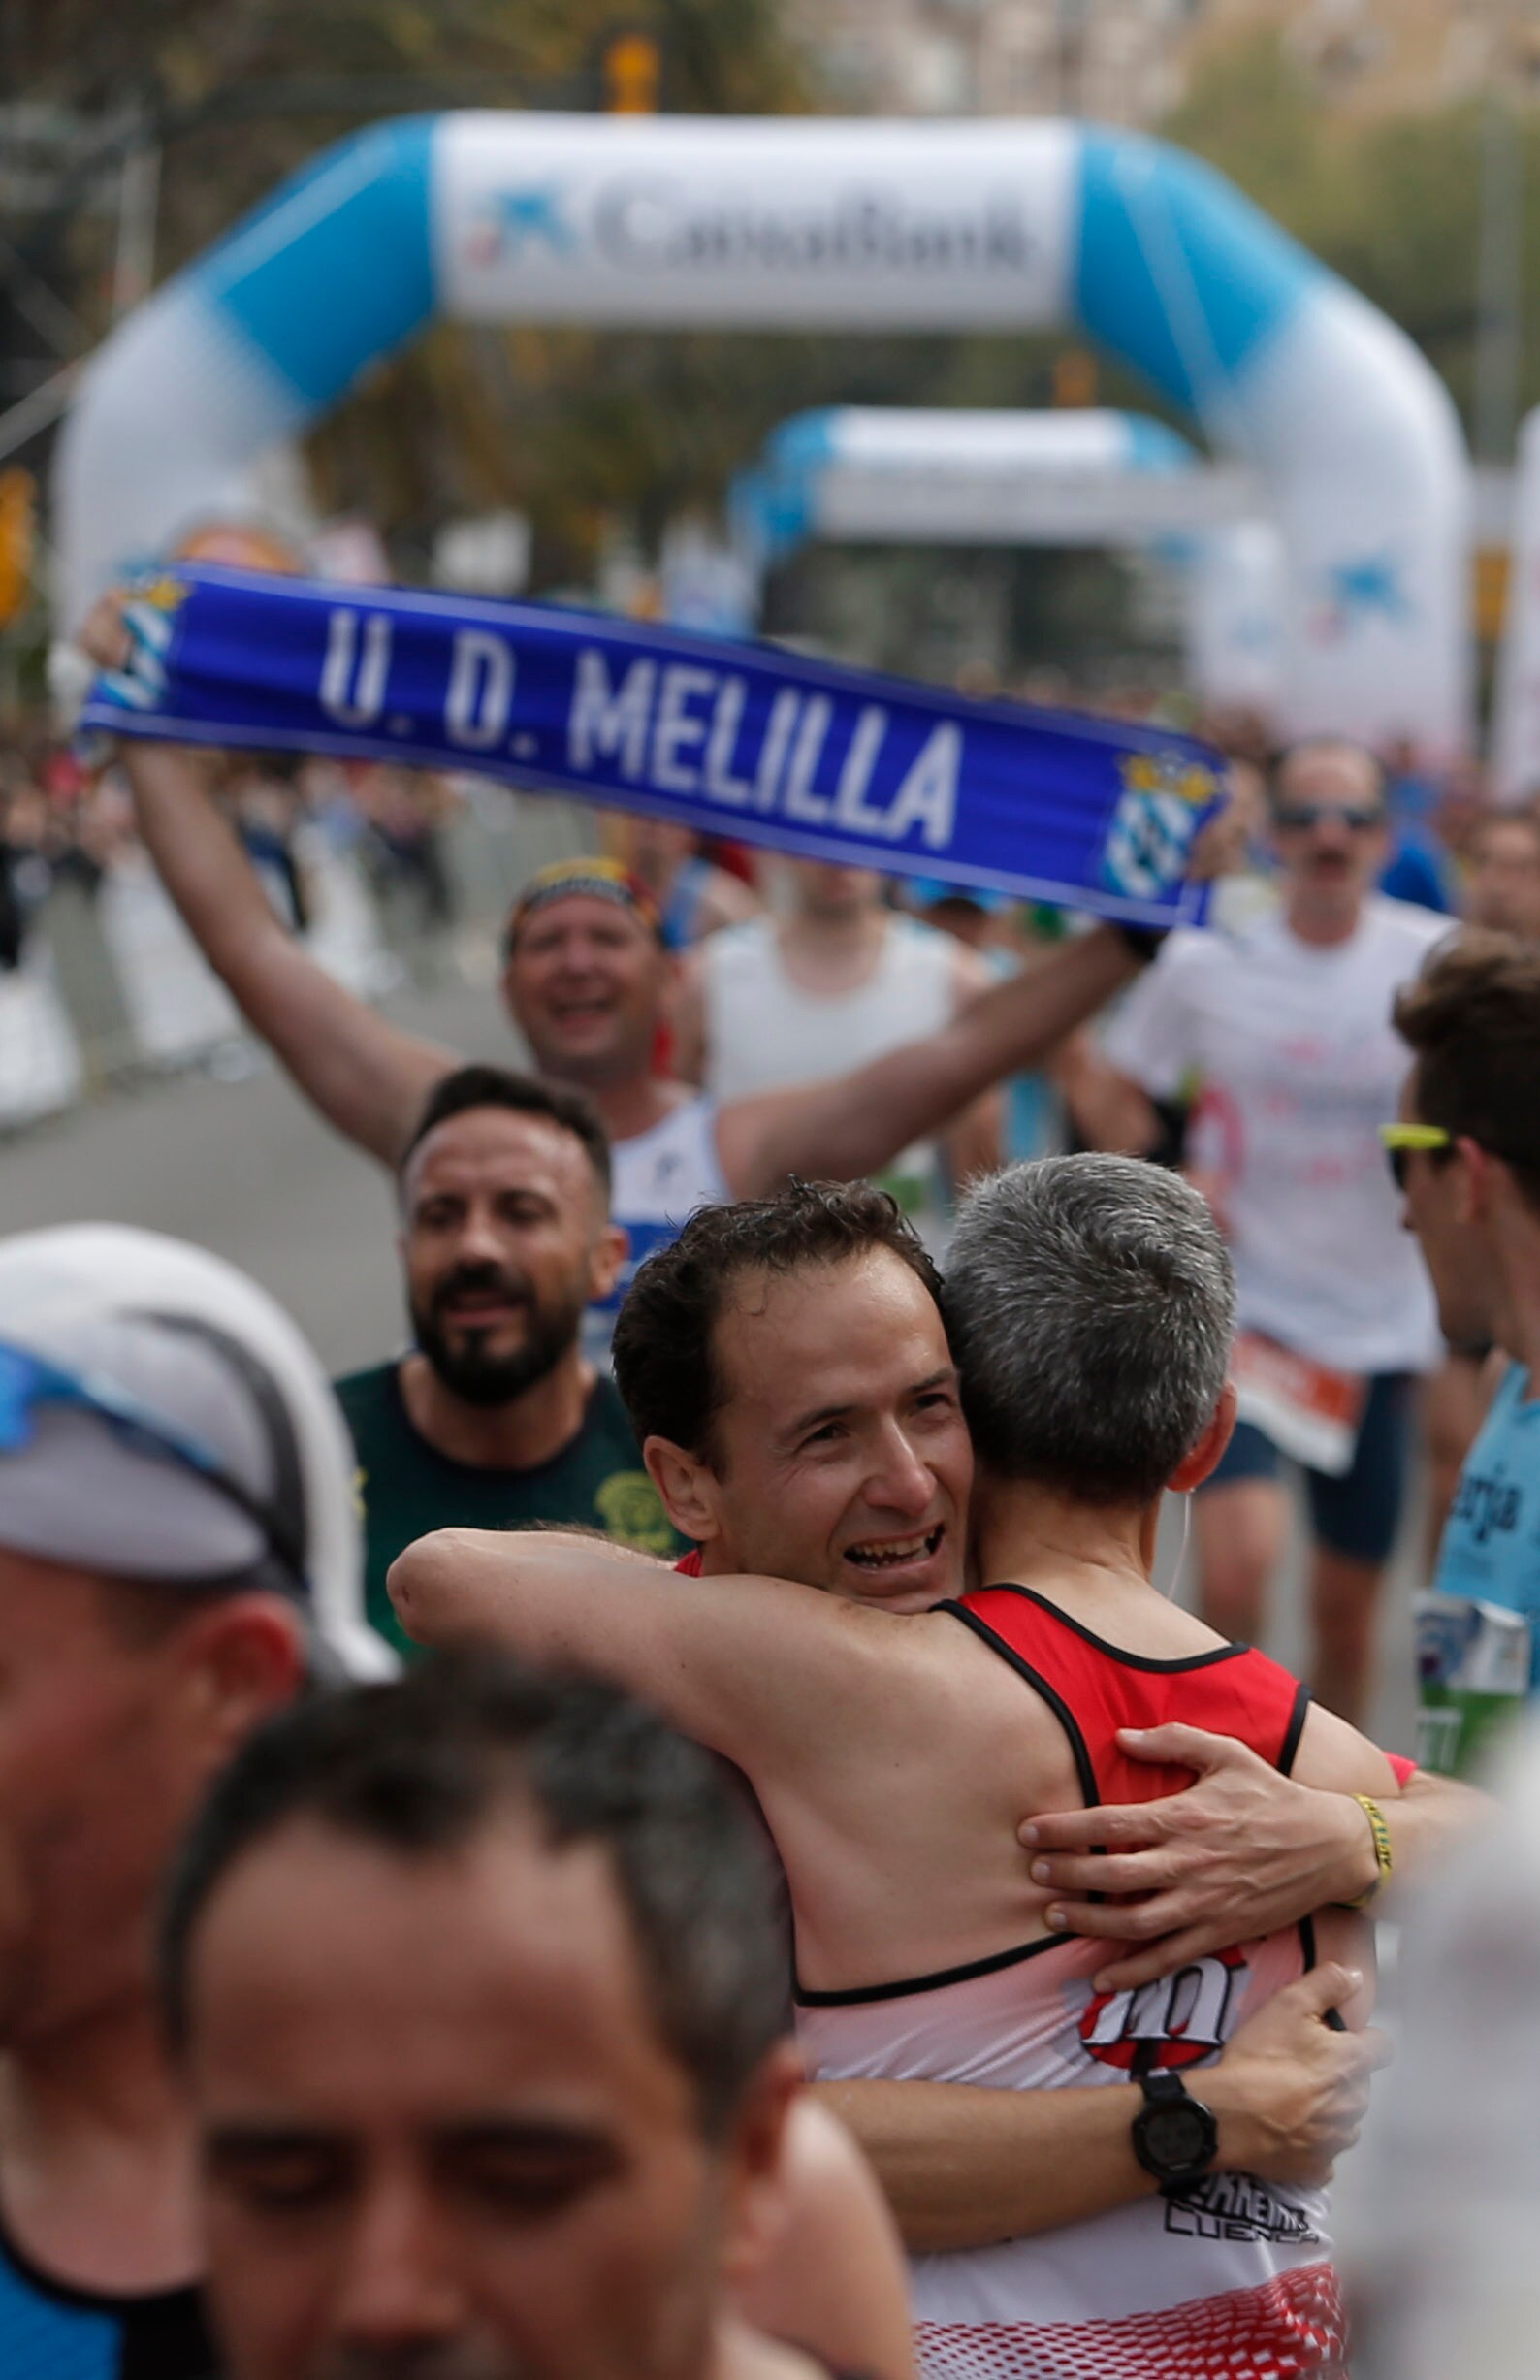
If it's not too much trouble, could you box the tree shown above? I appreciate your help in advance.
[1163,26,1540,455]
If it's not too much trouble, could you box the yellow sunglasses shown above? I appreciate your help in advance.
[1380,1121,1453,1190]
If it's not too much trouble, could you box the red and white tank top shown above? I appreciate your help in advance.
[795,1586,1346,2380]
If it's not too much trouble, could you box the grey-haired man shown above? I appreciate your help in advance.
[394,1162,1462,2379]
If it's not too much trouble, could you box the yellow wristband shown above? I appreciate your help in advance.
[1344,1794,1394,1910]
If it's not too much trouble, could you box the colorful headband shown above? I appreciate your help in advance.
[504,857,662,950]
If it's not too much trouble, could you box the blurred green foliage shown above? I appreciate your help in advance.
[11,13,1534,668]
[1166,27,1538,444]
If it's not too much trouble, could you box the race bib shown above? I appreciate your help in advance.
[1233,1331,1366,1477]
[1415,1592,1531,1778]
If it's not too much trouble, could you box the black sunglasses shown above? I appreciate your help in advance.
[1273,804,1384,833]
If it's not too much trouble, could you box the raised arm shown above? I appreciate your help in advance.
[720,924,1140,1199]
[78,596,456,1166]
[1019,1718,1487,1992]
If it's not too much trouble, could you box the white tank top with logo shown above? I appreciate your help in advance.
[799,1932,1335,2380]
[584,1096,730,1364]
[701,913,958,1236]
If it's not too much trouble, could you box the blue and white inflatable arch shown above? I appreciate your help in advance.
[728,404,1286,717]
[56,113,1470,751]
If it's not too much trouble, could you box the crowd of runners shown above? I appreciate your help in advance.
[1,579,1539,2380]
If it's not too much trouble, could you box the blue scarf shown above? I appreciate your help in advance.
[83,566,1224,926]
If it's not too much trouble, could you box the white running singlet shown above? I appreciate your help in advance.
[1105,894,1448,1375]
[585,1095,730,1362]
[701,913,957,1105]
[800,1933,1336,2380]
[701,912,958,1240]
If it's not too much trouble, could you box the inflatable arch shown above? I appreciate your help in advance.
[729,404,1285,715]
[55,112,1470,749]
[1492,403,1540,801]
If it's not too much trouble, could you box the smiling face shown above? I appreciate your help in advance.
[502,895,671,1090]
[674,1250,972,1610]
[401,1107,624,1406]
[186,1816,754,2380]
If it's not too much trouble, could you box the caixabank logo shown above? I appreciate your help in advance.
[1079,1948,1246,2074]
[465,179,1039,277]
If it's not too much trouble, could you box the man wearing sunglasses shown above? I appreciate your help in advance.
[1094,740,1449,1722]
[0,1221,390,2380]
[1387,930,1540,1773]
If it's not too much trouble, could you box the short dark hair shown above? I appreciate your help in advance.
[613,1179,945,1458]
[944,1156,1235,1507]
[1395,928,1540,1207]
[160,1656,789,2139]
[401,1065,611,1199]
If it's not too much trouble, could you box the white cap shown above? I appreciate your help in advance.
[0,1224,394,1680]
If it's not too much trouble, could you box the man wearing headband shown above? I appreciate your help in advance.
[0,1221,387,2380]
[77,602,1167,1346]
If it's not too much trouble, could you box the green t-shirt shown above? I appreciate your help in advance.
[335,1363,684,1655]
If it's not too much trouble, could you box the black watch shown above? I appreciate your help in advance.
[1131,2071,1218,2187]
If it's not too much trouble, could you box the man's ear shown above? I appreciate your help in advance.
[1169,1378,1237,1495]
[1452,1135,1492,1226]
[589,1222,629,1305]
[644,1435,722,1545]
[168,1595,306,1776]
[716,2042,805,2290]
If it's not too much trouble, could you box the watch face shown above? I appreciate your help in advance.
[1144,2102,1211,2171]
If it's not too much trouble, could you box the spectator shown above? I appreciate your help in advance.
[335,1064,682,1651]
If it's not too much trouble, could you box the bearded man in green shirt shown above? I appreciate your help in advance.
[336,1066,681,1651]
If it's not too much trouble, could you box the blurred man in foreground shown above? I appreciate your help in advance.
[0,1224,895,2379]
[0,1223,382,2378]
[161,1656,914,2380]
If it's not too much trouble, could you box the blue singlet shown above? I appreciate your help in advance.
[1434,1361,1540,1687]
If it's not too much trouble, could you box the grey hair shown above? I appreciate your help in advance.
[944,1154,1235,1508]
